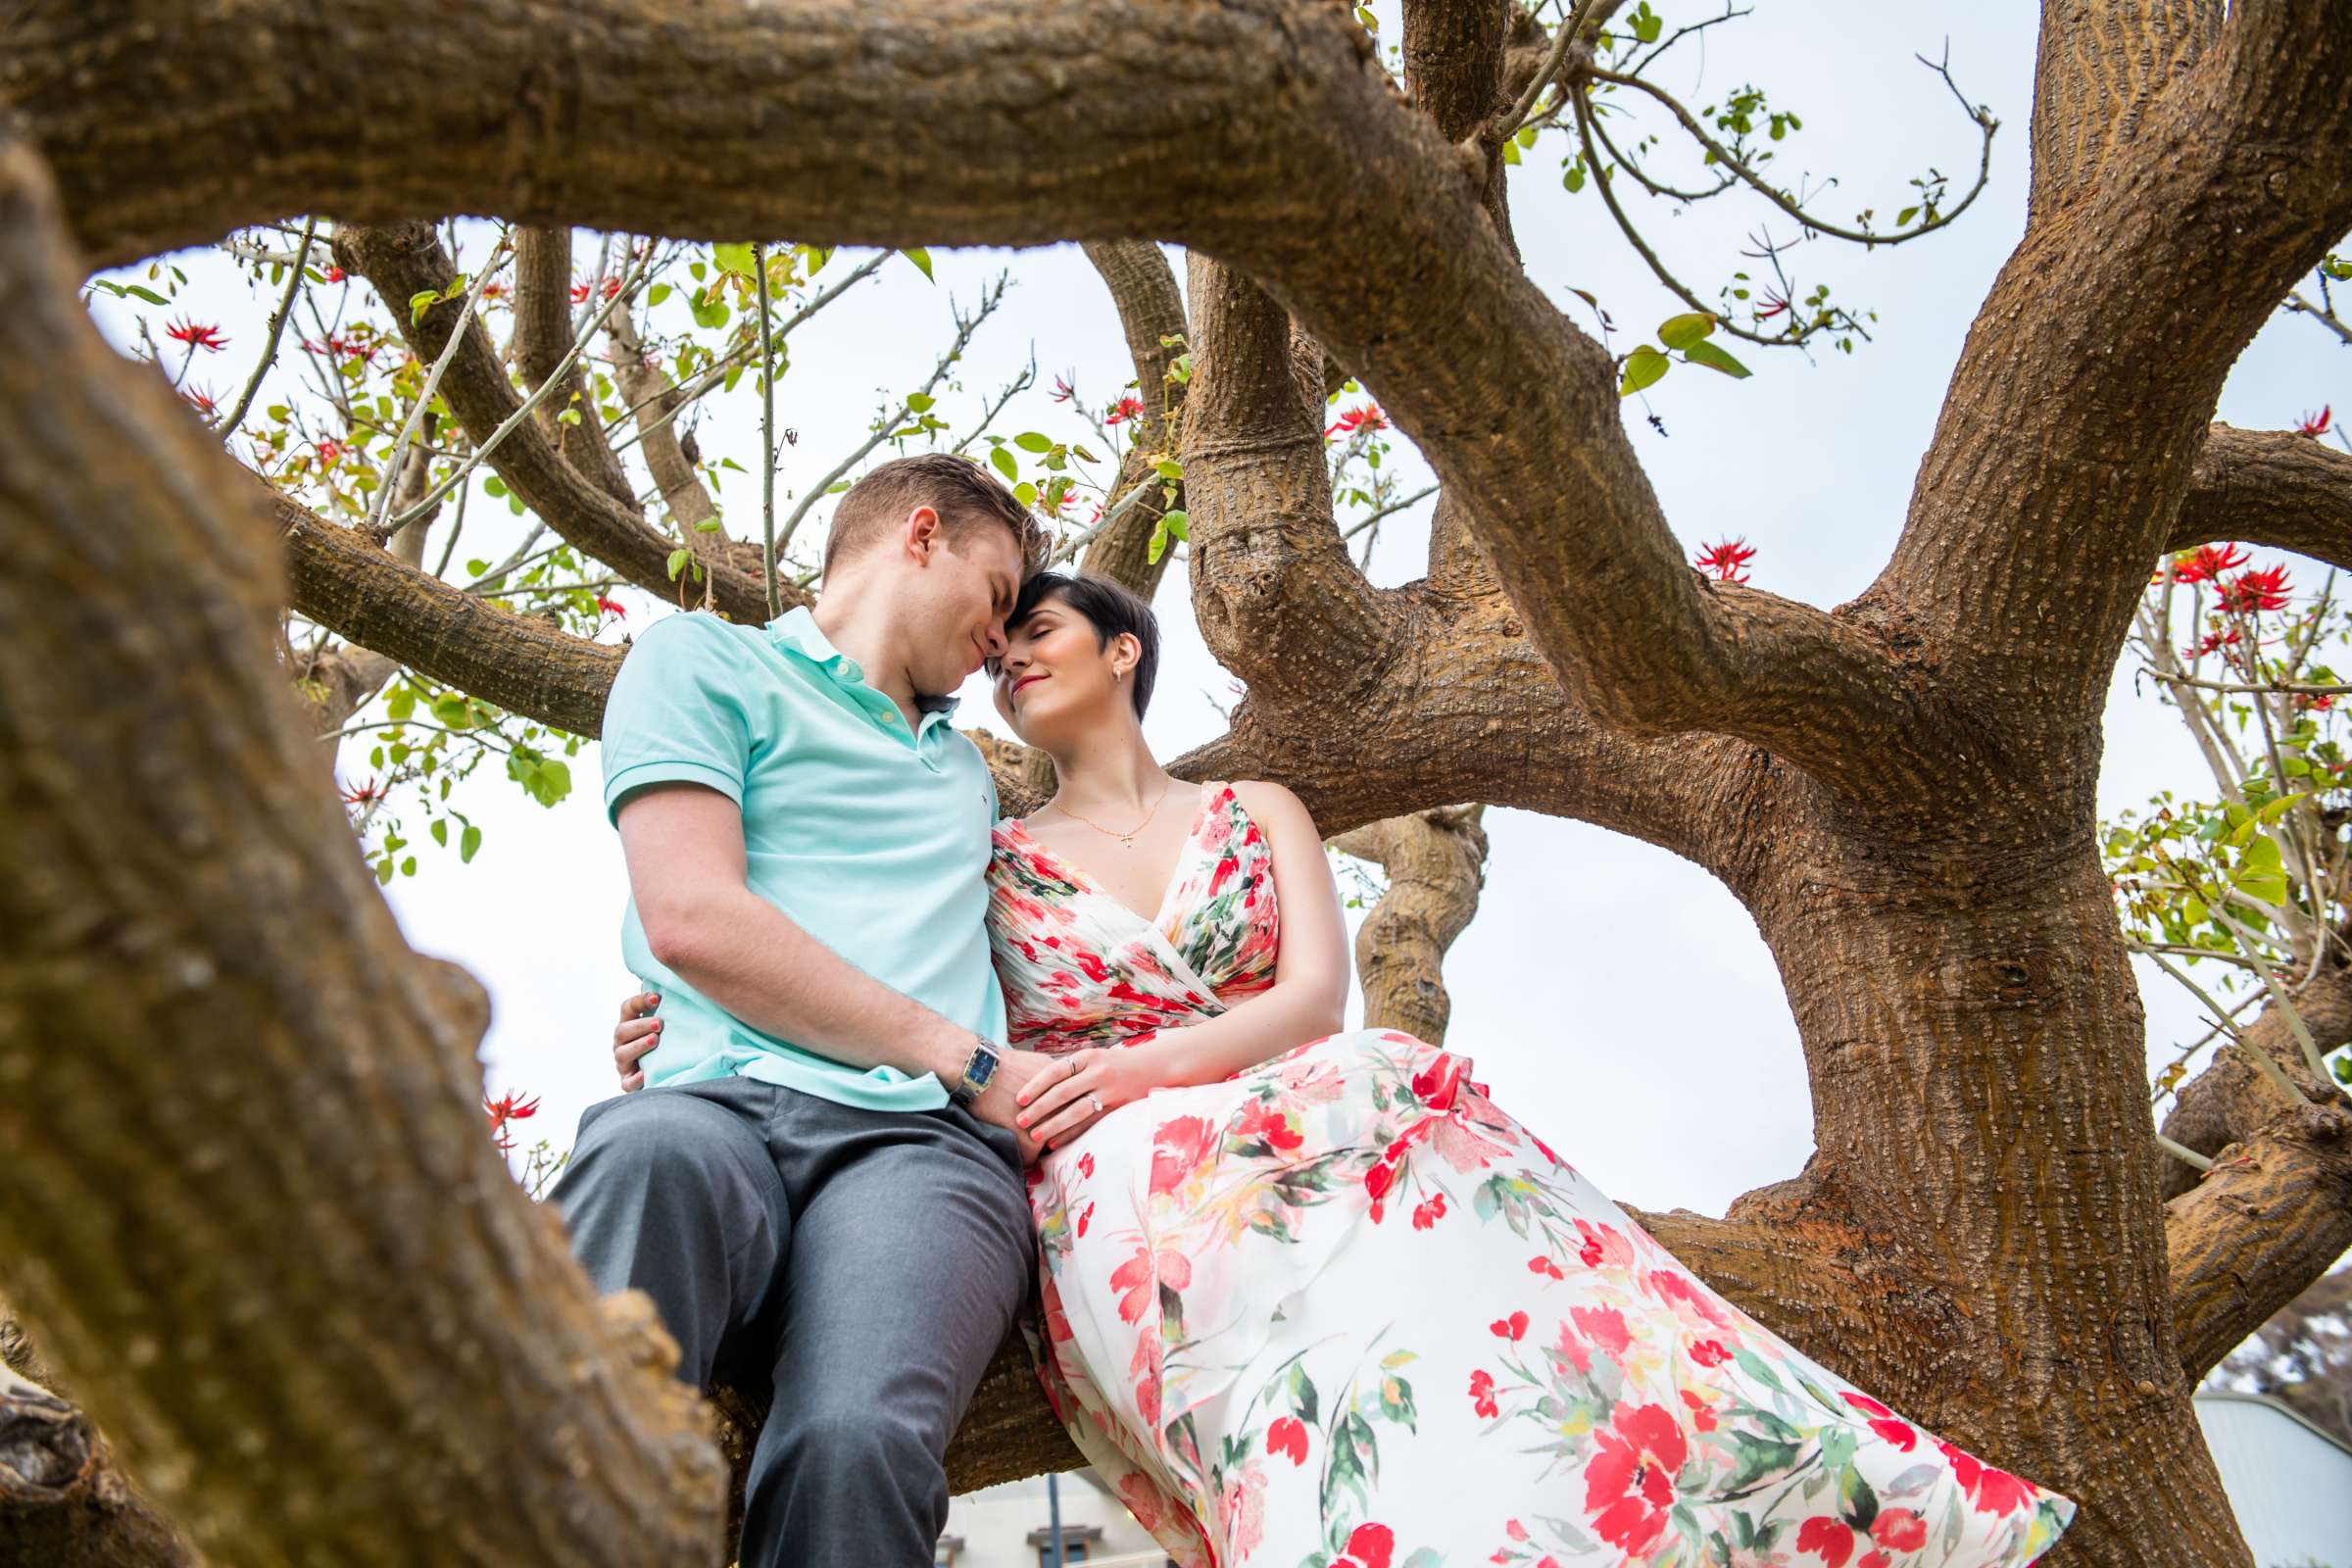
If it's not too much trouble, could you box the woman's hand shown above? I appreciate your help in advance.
[613,991,662,1092]
[1015,1036,1161,1151]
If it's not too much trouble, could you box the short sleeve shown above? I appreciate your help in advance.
[601,613,756,824]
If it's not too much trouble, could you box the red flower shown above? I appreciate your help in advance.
[316,439,344,466]
[1529,1253,1564,1280]
[1870,1508,1927,1552]
[1237,1100,1303,1152]
[1575,1219,1632,1268]
[1075,1201,1094,1237]
[1679,1387,1717,1433]
[1336,1523,1395,1568]
[1839,1391,1893,1419]
[1077,1152,1096,1179]
[1050,372,1077,404]
[1689,1338,1732,1368]
[1411,1192,1448,1230]
[321,265,346,284]
[2171,542,2249,584]
[338,775,384,807]
[1693,536,1757,584]
[1148,1115,1218,1195]
[1104,393,1145,425]
[1757,290,1791,320]
[2188,625,2243,657]
[1505,1520,1529,1543]
[1108,1246,1189,1324]
[1468,1368,1499,1419]
[1796,1516,1855,1567]
[1583,1403,1687,1557]
[1572,1304,1632,1358]
[1869,1416,1918,1451]
[167,318,228,353]
[180,385,219,417]
[2221,564,2292,613]
[1325,403,1388,439]
[1936,1439,1983,1494]
[1265,1415,1309,1466]
[2298,404,2332,437]
[569,279,592,304]
[595,595,628,619]
[1971,1467,2035,1515]
[1410,1054,1465,1108]
[1491,1310,1530,1341]
[483,1090,541,1153]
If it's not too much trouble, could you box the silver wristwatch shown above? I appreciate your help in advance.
[949,1035,1004,1106]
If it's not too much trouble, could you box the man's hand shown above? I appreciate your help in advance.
[612,991,662,1092]
[962,1046,1064,1164]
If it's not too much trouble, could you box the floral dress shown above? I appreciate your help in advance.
[986,785,2075,1568]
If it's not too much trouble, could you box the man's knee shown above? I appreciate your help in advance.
[561,1088,762,1204]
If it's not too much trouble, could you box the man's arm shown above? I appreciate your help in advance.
[617,781,1054,1152]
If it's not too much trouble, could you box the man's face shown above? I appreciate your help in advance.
[912,520,1024,696]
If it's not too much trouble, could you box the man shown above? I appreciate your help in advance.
[552,453,1058,1566]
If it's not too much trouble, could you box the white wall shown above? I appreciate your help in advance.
[2196,1393,2352,1568]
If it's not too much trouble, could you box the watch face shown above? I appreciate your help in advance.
[969,1047,1000,1088]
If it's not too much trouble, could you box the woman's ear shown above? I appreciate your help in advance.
[1112,630,1142,679]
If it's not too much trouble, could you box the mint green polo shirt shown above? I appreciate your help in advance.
[599,607,1004,1111]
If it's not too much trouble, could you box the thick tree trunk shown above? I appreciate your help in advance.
[1744,801,2248,1564]
[0,1320,195,1568]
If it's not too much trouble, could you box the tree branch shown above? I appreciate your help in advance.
[330,220,773,621]
[2027,0,2221,224]
[280,491,622,736]
[1330,805,1490,1045]
[0,124,723,1567]
[512,225,639,511]
[1879,2,2352,726]
[1074,240,1189,598]
[2169,421,2352,568]
[0,1325,196,1568]
[2165,1097,2352,1382]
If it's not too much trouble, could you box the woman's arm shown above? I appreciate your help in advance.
[1018,779,1352,1146]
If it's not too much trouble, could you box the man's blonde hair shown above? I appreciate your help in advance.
[821,453,1048,580]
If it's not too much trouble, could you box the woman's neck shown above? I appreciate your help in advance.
[1044,724,1169,821]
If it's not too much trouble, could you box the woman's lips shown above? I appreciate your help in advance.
[1010,673,1047,701]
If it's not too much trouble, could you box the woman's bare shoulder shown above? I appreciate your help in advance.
[1226,779,1318,840]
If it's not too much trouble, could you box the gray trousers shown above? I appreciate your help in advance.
[551,1077,1032,1567]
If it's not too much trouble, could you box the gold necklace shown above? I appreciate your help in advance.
[1047,779,1176,847]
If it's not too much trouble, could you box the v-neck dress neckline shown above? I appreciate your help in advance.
[1006,784,1214,937]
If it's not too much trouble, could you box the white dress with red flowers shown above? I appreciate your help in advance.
[987,786,2074,1568]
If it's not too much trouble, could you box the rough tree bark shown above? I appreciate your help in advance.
[0,0,2348,1561]
[0,1308,194,1568]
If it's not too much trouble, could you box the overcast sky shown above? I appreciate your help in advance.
[100,0,2346,1222]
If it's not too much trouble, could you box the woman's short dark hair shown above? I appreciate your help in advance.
[1008,570,1160,718]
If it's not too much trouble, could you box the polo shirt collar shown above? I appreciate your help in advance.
[768,607,960,723]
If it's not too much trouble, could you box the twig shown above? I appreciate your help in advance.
[368,235,515,538]
[2154,1134,2215,1173]
[2208,907,2335,1086]
[1342,483,1439,541]
[773,271,1013,558]
[755,240,781,617]
[609,252,888,456]
[382,247,649,538]
[2133,945,2313,1105]
[1495,0,1605,144]
[217,217,317,437]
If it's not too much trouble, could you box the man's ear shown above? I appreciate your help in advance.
[902,504,943,563]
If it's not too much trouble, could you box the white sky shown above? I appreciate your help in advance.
[97,0,2344,1222]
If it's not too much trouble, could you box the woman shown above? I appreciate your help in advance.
[617,572,2075,1568]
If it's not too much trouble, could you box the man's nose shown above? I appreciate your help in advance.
[984,621,1011,660]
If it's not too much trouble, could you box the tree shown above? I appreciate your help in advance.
[3,1,2351,1564]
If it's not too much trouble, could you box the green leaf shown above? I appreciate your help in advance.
[1897,206,1920,227]
[1619,345,1671,396]
[906,392,935,414]
[711,241,757,277]
[666,547,692,581]
[989,446,1019,482]
[1147,519,1170,565]
[1160,509,1190,542]
[482,475,509,498]
[1683,340,1752,379]
[689,292,729,330]
[385,685,416,722]
[1014,481,1039,507]
[1516,124,1539,149]
[1658,312,1718,351]
[1153,457,1184,481]
[1500,137,1522,167]
[902,247,935,282]
[648,282,672,307]
[400,856,417,878]
[693,518,723,532]
[460,824,483,863]
[430,819,449,848]
[1563,161,1588,193]
[1014,431,1054,454]
[409,289,440,324]
[125,283,170,307]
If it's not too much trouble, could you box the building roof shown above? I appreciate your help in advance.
[2195,1388,2352,1460]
